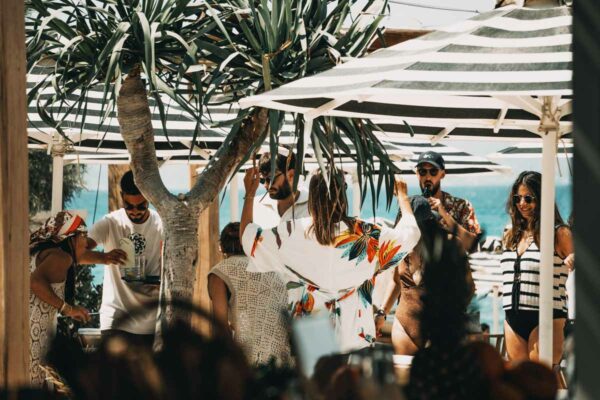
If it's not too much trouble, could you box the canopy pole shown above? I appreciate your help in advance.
[538,97,559,366]
[51,143,65,214]
[492,285,500,334]
[230,175,239,222]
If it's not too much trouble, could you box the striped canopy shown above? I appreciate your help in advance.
[488,142,573,158]
[27,81,509,174]
[240,6,573,142]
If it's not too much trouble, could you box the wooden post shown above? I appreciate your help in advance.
[0,0,30,386]
[108,165,130,212]
[189,166,222,335]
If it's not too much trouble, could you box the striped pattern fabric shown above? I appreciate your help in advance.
[27,71,223,143]
[240,6,573,141]
[489,142,573,158]
[500,242,568,313]
[27,80,509,174]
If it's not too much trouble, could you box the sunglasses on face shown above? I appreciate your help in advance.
[513,195,536,205]
[259,172,283,185]
[417,168,439,177]
[124,201,149,211]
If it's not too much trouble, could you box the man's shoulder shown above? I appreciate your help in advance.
[442,191,472,208]
[92,209,125,227]
[148,209,163,223]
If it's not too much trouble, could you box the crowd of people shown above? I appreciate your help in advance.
[24,151,575,399]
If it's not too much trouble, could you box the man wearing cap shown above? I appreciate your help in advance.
[414,151,481,251]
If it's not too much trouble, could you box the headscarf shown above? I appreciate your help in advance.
[29,211,87,252]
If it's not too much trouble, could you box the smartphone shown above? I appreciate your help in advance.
[291,314,340,377]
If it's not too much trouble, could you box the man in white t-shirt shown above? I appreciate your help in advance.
[87,171,164,345]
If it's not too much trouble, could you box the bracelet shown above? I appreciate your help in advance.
[243,194,255,200]
[374,308,387,317]
[59,301,70,315]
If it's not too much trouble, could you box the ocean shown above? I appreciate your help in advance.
[67,183,572,332]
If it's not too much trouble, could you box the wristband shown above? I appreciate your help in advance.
[59,301,70,315]
[374,308,387,318]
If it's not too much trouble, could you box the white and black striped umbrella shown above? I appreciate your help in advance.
[28,81,509,174]
[240,5,573,142]
[488,142,573,158]
[239,5,572,363]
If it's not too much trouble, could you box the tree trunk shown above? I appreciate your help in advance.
[116,69,269,332]
[108,164,130,212]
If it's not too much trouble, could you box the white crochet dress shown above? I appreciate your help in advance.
[209,255,291,365]
[29,252,65,386]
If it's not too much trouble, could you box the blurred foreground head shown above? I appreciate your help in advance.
[46,300,252,400]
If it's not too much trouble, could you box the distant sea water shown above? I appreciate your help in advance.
[68,183,572,332]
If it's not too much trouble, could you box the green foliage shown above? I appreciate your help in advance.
[29,149,87,215]
[75,265,103,314]
[26,0,400,208]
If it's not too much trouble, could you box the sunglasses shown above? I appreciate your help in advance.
[259,172,283,185]
[512,195,536,205]
[417,167,439,177]
[124,201,149,211]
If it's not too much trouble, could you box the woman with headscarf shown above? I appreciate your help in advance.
[29,211,99,386]
[240,168,420,351]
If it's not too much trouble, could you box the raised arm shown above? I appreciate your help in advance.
[78,237,127,266]
[240,167,260,241]
[30,250,90,322]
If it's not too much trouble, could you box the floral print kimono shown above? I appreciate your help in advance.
[242,214,420,351]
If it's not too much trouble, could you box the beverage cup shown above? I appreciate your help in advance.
[135,255,147,281]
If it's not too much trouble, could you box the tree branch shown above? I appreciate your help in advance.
[117,70,176,212]
[189,107,268,210]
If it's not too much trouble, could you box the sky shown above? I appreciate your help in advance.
[81,0,573,192]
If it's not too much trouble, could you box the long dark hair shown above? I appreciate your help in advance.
[504,171,564,250]
[31,238,78,303]
[419,231,471,347]
[307,169,354,246]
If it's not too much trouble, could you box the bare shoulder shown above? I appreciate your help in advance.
[555,226,573,245]
[36,248,73,271]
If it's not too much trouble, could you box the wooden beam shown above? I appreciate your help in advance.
[108,165,130,212]
[0,0,30,387]
[369,28,432,52]
[189,166,222,336]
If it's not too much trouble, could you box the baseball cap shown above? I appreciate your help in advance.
[416,151,445,170]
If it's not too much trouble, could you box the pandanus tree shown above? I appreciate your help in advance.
[26,0,399,328]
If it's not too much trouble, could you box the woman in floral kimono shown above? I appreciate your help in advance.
[241,168,420,351]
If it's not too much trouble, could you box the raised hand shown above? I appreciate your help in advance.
[64,304,91,323]
[394,177,408,199]
[244,167,260,197]
[104,249,128,265]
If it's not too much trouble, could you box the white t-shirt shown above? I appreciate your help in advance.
[89,208,164,334]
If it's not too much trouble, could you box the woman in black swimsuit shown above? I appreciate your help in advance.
[501,171,573,365]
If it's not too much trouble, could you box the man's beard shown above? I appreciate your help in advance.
[127,212,148,223]
[270,180,292,200]
[421,181,441,197]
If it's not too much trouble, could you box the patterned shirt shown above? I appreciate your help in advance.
[439,191,481,235]
[242,214,420,351]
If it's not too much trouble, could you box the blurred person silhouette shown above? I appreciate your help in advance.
[44,299,253,400]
